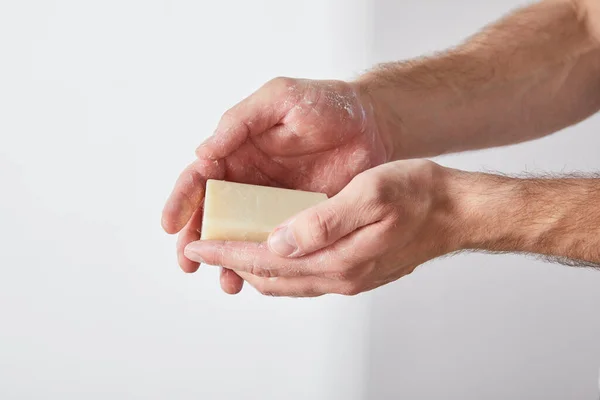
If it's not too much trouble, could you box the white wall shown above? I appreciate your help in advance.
[2,1,599,399]
[0,1,373,399]
[366,1,600,399]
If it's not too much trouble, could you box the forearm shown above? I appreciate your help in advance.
[357,0,600,160]
[447,169,600,267]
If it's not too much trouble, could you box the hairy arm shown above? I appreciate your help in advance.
[449,170,600,268]
[358,0,600,160]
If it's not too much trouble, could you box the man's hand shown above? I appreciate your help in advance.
[163,0,600,295]
[161,78,392,294]
[183,160,460,297]
[183,160,600,297]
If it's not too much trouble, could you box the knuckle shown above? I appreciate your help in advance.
[186,168,204,187]
[337,282,362,297]
[175,236,187,253]
[352,171,396,209]
[220,107,236,121]
[305,208,335,247]
[211,246,227,267]
[247,250,277,278]
[255,281,277,297]
[250,277,264,292]
[268,76,296,91]
[200,250,219,267]
[175,189,195,215]
[297,286,318,298]
[255,281,269,295]
[326,266,355,282]
[349,171,369,187]
[247,252,261,275]
[246,263,270,278]
[368,174,392,201]
[412,158,437,172]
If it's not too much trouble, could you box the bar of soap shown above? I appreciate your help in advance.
[201,180,327,242]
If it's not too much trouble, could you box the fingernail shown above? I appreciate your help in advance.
[184,242,205,263]
[268,224,298,257]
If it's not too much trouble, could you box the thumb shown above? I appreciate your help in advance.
[267,182,380,257]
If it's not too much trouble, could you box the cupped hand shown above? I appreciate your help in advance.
[161,77,392,294]
[183,160,462,297]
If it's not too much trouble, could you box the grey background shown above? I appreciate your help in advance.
[0,0,599,399]
[367,1,600,399]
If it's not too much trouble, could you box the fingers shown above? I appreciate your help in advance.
[183,223,389,297]
[175,207,243,292]
[236,271,330,297]
[195,77,297,160]
[174,203,244,292]
[176,207,204,273]
[267,176,385,257]
[240,224,388,297]
[161,158,224,234]
[220,267,244,295]
[251,80,366,158]
[250,112,337,157]
[184,240,312,277]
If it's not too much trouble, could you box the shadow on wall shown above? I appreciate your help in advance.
[364,1,600,399]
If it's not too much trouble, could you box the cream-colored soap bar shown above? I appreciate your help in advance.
[201,180,327,242]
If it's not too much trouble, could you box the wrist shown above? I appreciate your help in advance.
[352,75,401,161]
[410,164,600,266]
[443,169,525,253]
[354,57,473,161]
[350,78,398,162]
[416,163,476,256]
